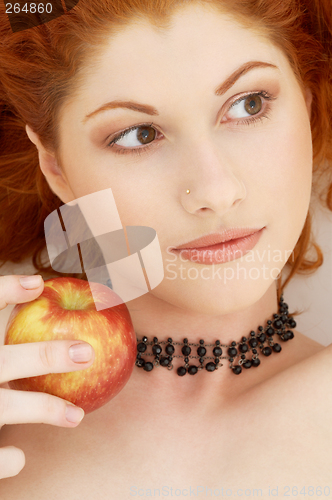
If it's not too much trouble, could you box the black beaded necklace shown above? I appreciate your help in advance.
[135,294,296,376]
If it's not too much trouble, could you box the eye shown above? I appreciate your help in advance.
[106,90,277,156]
[230,94,262,117]
[108,123,159,150]
[223,91,275,124]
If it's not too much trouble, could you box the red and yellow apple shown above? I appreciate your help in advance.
[4,277,137,414]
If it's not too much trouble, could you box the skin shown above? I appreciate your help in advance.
[26,3,314,412]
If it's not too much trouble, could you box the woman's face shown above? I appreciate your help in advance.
[43,4,313,315]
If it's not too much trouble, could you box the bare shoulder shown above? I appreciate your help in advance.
[249,329,332,428]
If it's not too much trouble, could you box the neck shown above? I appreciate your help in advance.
[127,282,278,346]
[95,283,298,424]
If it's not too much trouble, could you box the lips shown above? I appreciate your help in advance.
[173,227,264,250]
[170,227,265,265]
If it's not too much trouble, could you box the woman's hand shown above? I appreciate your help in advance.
[0,275,95,479]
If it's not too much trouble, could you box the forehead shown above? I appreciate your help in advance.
[75,6,285,97]
[58,2,293,138]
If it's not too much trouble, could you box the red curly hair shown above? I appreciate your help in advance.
[0,0,331,309]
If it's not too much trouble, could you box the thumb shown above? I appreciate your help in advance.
[0,275,44,310]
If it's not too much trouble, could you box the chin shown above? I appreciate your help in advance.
[153,278,274,316]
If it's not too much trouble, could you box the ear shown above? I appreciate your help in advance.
[26,124,75,204]
[304,86,312,120]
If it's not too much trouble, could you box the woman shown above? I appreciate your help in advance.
[0,0,331,496]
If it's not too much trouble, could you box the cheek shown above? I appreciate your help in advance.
[238,103,312,213]
[230,100,312,258]
[264,110,312,213]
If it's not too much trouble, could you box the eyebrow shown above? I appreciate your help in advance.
[83,60,278,123]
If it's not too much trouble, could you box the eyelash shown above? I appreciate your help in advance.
[106,90,277,156]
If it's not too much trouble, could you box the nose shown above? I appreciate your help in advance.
[180,138,246,218]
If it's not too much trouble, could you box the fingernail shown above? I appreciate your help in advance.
[69,343,93,363]
[19,275,42,289]
[66,404,84,423]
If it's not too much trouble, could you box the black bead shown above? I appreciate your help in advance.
[184,357,189,363]
[243,360,252,369]
[250,331,256,336]
[267,320,272,325]
[160,356,170,367]
[142,336,148,342]
[258,333,266,343]
[252,349,257,354]
[165,344,175,355]
[152,345,162,355]
[242,336,247,342]
[249,337,258,348]
[288,318,297,329]
[143,361,154,371]
[232,365,242,375]
[231,341,236,346]
[188,365,198,375]
[272,343,282,353]
[214,358,220,363]
[258,326,263,331]
[228,347,237,357]
[215,340,220,345]
[137,342,147,353]
[280,315,288,324]
[165,344,175,356]
[213,346,222,357]
[177,366,187,376]
[241,354,246,359]
[266,327,275,337]
[283,330,294,341]
[251,358,261,367]
[262,346,272,356]
[199,357,205,363]
[206,362,216,372]
[167,337,172,343]
[273,319,283,329]
[136,358,145,367]
[197,346,207,357]
[183,338,188,343]
[273,313,279,319]
[239,343,249,353]
[182,345,191,356]
[153,336,158,343]
[199,339,204,344]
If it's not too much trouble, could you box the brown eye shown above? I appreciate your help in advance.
[244,95,262,115]
[137,126,156,145]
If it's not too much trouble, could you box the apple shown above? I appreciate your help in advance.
[4,277,137,414]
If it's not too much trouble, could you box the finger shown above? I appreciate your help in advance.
[0,388,85,427]
[0,275,44,310]
[0,446,25,479]
[0,340,95,384]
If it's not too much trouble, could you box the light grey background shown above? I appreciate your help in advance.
[284,195,332,346]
